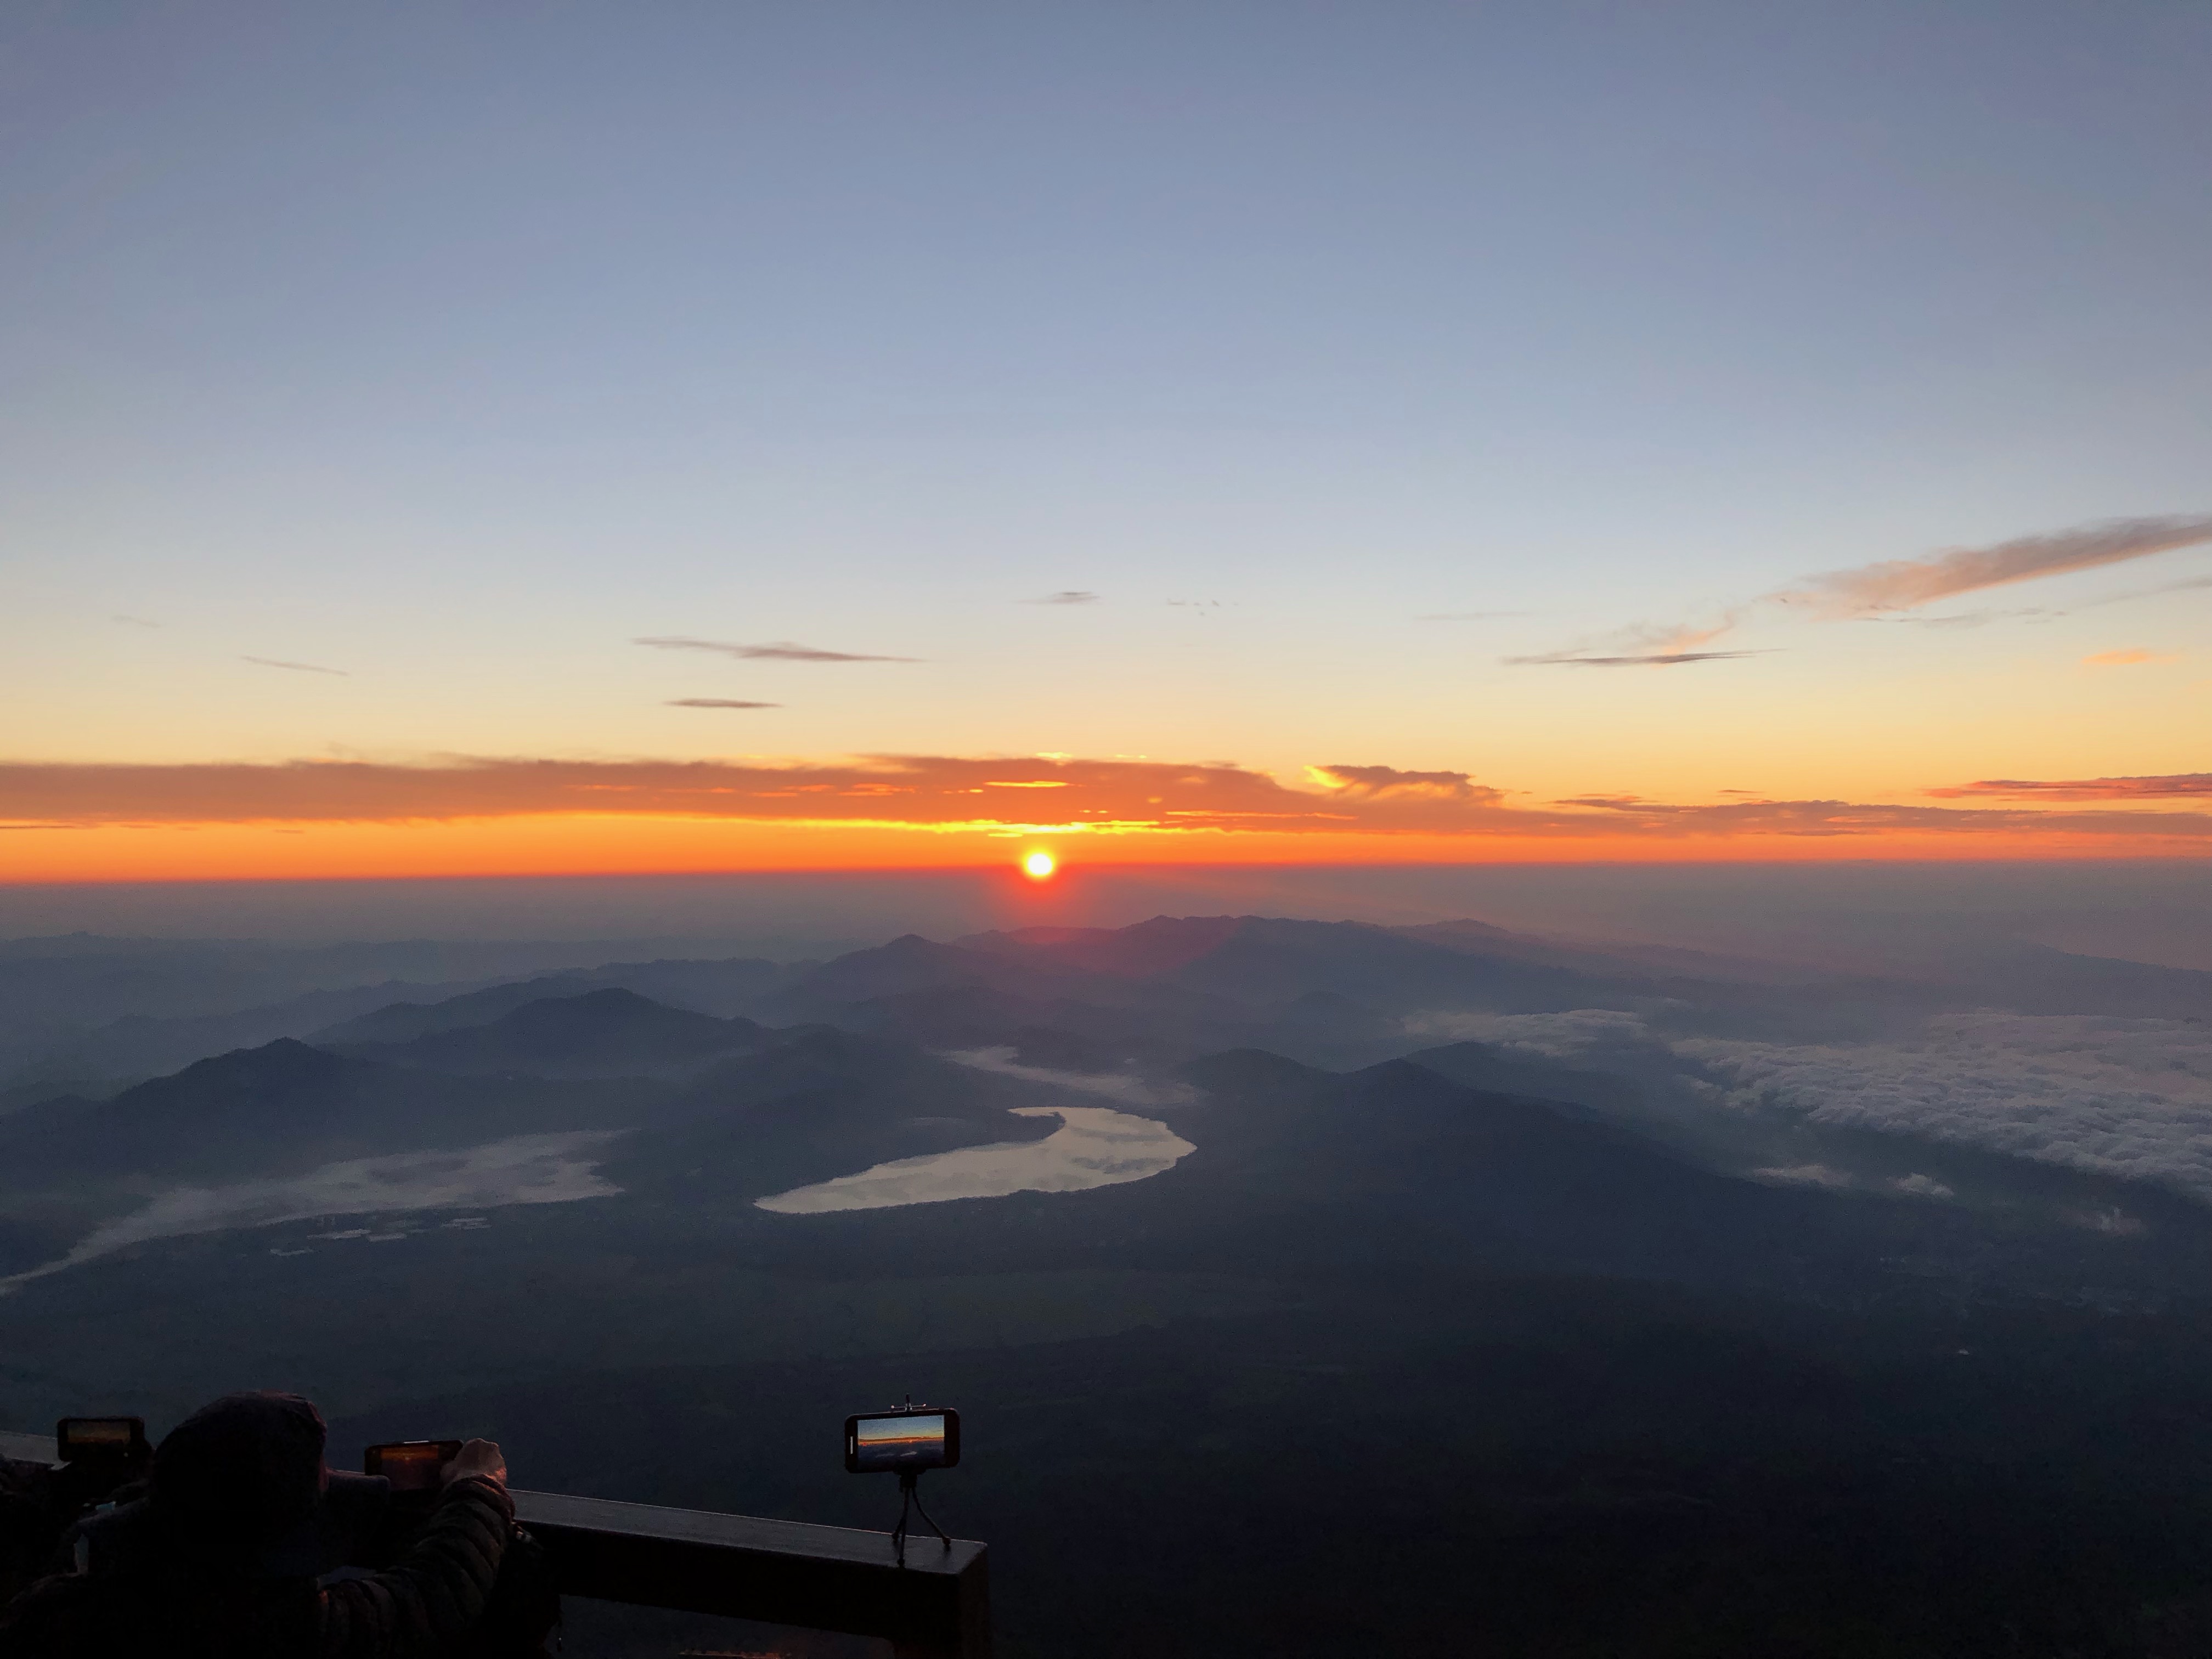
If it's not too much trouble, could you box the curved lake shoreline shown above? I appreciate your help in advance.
[755,1105,1197,1214]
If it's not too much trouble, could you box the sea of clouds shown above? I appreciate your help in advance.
[1407,1008,2212,1201]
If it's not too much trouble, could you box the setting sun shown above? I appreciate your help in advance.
[1023,851,1057,879]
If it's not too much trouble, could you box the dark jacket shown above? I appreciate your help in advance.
[0,1393,516,1658]
[0,1474,515,1658]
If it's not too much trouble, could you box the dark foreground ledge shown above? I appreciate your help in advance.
[2,1430,989,1658]
[511,1487,988,1657]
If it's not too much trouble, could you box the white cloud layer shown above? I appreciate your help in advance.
[0,1132,627,1294]
[1681,1013,2212,1199]
[1401,1008,1655,1054]
[1415,1007,2212,1203]
[945,1046,1200,1108]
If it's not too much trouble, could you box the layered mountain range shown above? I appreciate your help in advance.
[4,915,2203,1296]
[3,915,2208,1656]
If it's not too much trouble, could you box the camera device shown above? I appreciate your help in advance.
[52,1417,152,1522]
[845,1400,958,1566]
[363,1440,465,1494]
[844,1407,960,1475]
[55,1418,151,1469]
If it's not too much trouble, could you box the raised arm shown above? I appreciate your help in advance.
[317,1441,514,1659]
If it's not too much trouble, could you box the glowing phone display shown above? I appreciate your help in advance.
[845,1408,960,1473]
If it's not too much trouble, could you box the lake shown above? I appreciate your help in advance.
[755,1105,1196,1214]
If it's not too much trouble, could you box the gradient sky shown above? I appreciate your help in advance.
[4,2,2207,879]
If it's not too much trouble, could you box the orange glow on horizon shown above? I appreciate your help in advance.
[0,811,2198,887]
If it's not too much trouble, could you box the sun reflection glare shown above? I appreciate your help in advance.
[1023,851,1057,879]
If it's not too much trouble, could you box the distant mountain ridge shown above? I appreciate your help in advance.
[0,1039,648,1194]
[327,988,776,1079]
[311,957,792,1046]
[4,910,2206,1297]
[13,913,2199,1120]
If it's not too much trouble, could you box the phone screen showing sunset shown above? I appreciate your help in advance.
[851,1414,947,1471]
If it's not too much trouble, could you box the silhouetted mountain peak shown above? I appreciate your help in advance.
[1180,1047,1331,1105]
[134,1036,368,1105]
[0,1039,379,1165]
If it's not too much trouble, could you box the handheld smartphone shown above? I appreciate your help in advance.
[55,1417,149,1464]
[363,1440,463,1493]
[845,1407,960,1474]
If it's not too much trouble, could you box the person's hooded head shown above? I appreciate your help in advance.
[149,1392,328,1573]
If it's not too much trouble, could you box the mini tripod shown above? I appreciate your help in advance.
[890,1469,951,1568]
[851,1395,961,1567]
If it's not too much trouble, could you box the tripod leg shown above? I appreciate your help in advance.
[905,1479,953,1551]
[893,1472,915,1568]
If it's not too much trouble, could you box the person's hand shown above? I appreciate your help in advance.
[441,1440,507,1489]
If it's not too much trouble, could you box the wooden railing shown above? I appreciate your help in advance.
[0,1430,989,1658]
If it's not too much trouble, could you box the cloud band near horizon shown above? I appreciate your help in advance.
[1926,774,2212,802]
[3,757,2205,847]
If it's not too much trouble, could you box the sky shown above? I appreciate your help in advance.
[3,1,2208,882]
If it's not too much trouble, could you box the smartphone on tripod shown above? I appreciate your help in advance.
[845,1407,960,1474]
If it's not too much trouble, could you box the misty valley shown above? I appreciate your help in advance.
[2,914,2209,1657]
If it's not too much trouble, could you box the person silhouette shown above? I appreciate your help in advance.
[0,1392,534,1658]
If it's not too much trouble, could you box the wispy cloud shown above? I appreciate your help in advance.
[1879,608,2053,629]
[667,698,781,709]
[1024,591,1100,605]
[1507,650,1763,667]
[1508,616,1754,668]
[2081,648,2180,668]
[1514,514,2212,667]
[1894,573,2212,631]
[1927,774,2212,802]
[634,636,917,662]
[2091,573,2212,607]
[241,656,348,676]
[947,1047,1198,1109]
[4,755,2205,845]
[1774,515,2212,618]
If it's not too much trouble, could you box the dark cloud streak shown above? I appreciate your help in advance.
[1505,650,1764,667]
[634,636,917,662]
